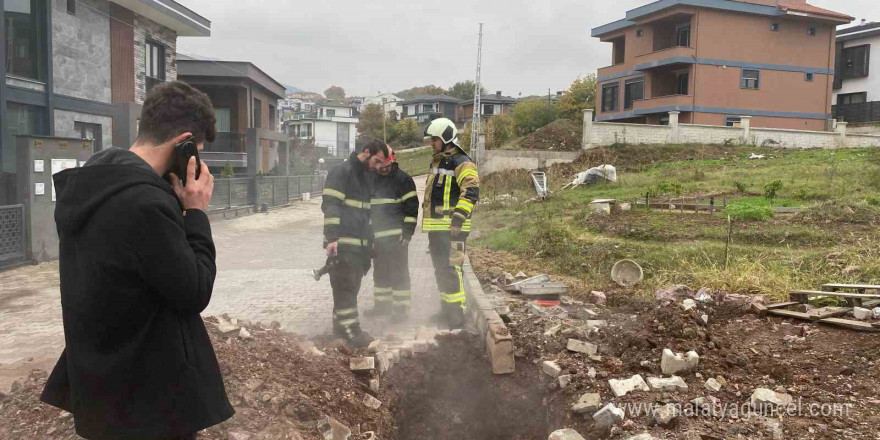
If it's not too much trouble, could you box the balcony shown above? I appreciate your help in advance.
[598,63,633,81]
[634,46,696,71]
[632,94,693,113]
[205,132,246,153]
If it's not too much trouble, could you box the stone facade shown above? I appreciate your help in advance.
[52,0,111,103]
[53,110,113,151]
[133,12,178,104]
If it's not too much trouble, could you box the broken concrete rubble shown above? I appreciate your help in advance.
[704,378,723,392]
[609,374,650,397]
[317,416,351,440]
[625,435,659,440]
[590,291,607,305]
[681,299,697,311]
[751,388,794,408]
[652,403,679,427]
[567,339,598,355]
[593,403,625,429]
[549,428,586,440]
[543,360,562,378]
[655,285,695,304]
[661,349,699,375]
[558,374,573,390]
[853,307,873,321]
[780,322,807,337]
[646,376,688,392]
[217,316,241,335]
[571,393,602,415]
[349,357,375,372]
[238,327,253,340]
[544,323,563,337]
[362,394,382,410]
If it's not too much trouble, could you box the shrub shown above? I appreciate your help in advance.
[220,162,235,178]
[764,180,784,205]
[725,201,774,221]
[734,181,748,194]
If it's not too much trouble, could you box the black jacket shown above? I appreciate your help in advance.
[40,148,234,440]
[370,163,419,241]
[322,153,373,253]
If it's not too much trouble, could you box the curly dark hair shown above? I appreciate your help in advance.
[137,81,217,145]
[360,137,389,158]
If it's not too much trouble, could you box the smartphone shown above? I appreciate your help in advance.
[169,136,201,186]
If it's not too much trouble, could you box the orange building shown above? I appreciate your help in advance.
[592,0,852,130]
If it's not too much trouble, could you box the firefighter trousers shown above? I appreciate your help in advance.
[372,238,412,314]
[329,251,370,338]
[428,232,467,329]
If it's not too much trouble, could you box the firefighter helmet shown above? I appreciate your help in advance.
[424,118,458,146]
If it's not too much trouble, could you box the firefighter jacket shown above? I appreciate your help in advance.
[422,145,480,233]
[322,152,373,252]
[371,163,419,241]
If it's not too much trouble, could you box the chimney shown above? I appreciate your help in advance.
[495,91,502,98]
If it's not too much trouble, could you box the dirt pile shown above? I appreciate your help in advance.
[519,119,584,152]
[794,200,880,225]
[0,317,396,440]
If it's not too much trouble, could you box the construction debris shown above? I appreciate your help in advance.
[660,349,700,375]
[646,376,688,393]
[593,403,625,429]
[571,393,602,415]
[608,375,650,397]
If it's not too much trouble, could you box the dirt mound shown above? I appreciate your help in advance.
[518,119,583,151]
[0,317,395,440]
[794,200,880,225]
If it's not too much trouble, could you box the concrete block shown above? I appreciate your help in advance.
[646,376,688,392]
[487,322,515,374]
[369,378,380,393]
[558,374,573,390]
[390,349,401,363]
[413,340,429,354]
[608,374,650,397]
[586,320,608,330]
[376,352,391,374]
[567,339,598,355]
[549,429,586,440]
[660,349,699,375]
[854,307,873,321]
[400,343,414,358]
[368,340,387,353]
[593,403,625,429]
[362,394,382,410]
[543,360,562,378]
[571,393,602,415]
[349,357,375,372]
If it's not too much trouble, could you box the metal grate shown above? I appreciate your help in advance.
[0,204,25,262]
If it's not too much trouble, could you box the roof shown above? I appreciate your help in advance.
[461,94,518,105]
[317,100,353,108]
[592,0,852,37]
[177,59,286,100]
[837,21,880,42]
[400,95,461,105]
[112,0,211,37]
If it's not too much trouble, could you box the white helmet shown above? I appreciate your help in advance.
[424,118,459,146]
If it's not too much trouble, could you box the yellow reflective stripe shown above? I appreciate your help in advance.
[371,198,400,205]
[323,188,346,200]
[338,237,368,246]
[456,199,475,213]
[443,177,453,212]
[344,199,371,209]
[393,290,412,297]
[457,168,479,185]
[324,217,341,225]
[422,218,472,232]
[337,318,359,327]
[456,267,466,310]
[441,292,466,303]
[404,217,418,223]
[374,287,393,293]
[401,191,418,202]
[334,308,358,317]
[374,229,403,238]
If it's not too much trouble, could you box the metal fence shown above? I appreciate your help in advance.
[0,204,26,263]
[832,102,880,124]
[209,174,325,210]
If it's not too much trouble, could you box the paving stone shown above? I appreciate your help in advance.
[609,374,650,397]
[349,357,375,372]
[593,403,625,429]
[567,339,598,355]
[660,349,699,375]
[571,393,602,415]
[549,428,586,440]
[646,376,688,392]
[543,360,562,378]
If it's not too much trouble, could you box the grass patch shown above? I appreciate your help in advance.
[396,147,434,177]
[725,201,774,221]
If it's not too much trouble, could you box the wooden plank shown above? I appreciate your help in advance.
[768,309,813,321]
[819,318,880,332]
[765,302,800,311]
[863,300,880,308]
[822,283,880,291]
[791,290,880,300]
[808,308,852,321]
[789,292,809,304]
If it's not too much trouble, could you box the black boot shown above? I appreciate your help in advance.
[347,326,374,349]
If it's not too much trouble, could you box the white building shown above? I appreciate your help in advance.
[365,93,404,119]
[283,103,359,157]
[833,21,880,121]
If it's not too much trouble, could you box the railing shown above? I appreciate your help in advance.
[833,101,880,124]
[208,174,325,211]
[0,204,26,262]
[205,132,247,153]
[632,94,693,112]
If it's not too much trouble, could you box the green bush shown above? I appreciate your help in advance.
[764,180,784,205]
[220,162,235,178]
[725,201,774,221]
[511,100,559,135]
[734,181,748,194]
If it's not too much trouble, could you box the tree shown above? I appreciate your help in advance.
[396,85,447,99]
[511,100,559,135]
[486,114,516,149]
[557,74,597,121]
[395,119,422,147]
[448,80,487,100]
[324,85,346,100]
[359,104,385,139]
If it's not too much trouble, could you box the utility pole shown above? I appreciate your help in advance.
[382,97,388,143]
[471,23,484,162]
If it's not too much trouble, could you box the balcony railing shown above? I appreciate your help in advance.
[632,94,693,112]
[205,132,246,153]
[634,46,696,71]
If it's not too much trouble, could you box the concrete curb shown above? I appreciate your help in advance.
[463,259,515,375]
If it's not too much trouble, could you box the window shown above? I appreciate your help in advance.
[613,38,626,65]
[422,103,434,113]
[838,92,867,106]
[326,109,336,118]
[807,26,817,36]
[269,105,276,129]
[253,98,262,128]
[483,104,495,115]
[770,23,779,32]
[67,0,75,14]
[75,122,102,152]
[601,82,619,112]
[215,108,231,133]
[624,78,644,110]
[805,72,814,82]
[741,69,760,89]
[725,116,742,127]
[676,25,691,47]
[842,45,870,79]
[676,73,689,95]
[636,29,644,38]
[145,41,165,93]
[5,0,47,81]
[7,102,46,139]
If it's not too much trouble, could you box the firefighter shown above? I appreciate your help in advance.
[422,118,480,329]
[366,147,419,323]
[322,139,389,347]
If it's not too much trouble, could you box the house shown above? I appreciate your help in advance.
[283,103,359,157]
[346,96,365,115]
[279,97,316,120]
[365,93,404,119]
[400,95,460,124]
[178,56,287,174]
[592,0,852,130]
[0,0,211,205]
[832,21,880,123]
[459,91,518,124]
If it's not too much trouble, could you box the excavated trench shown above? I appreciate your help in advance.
[386,335,549,440]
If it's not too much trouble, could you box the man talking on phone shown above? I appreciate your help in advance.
[40,81,233,440]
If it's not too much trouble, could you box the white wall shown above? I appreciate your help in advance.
[833,34,880,102]
[313,121,338,152]
[481,150,581,174]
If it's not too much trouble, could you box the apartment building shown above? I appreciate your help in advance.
[832,21,880,123]
[283,102,359,157]
[459,92,518,124]
[592,0,852,130]
[400,95,459,124]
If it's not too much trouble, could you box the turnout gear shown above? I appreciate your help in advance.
[424,118,459,147]
[424,142,480,329]
[370,162,419,318]
[322,152,374,347]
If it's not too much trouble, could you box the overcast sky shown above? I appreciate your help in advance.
[176,0,879,98]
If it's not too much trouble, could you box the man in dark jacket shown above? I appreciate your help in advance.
[366,147,419,323]
[322,138,389,347]
[41,81,233,440]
